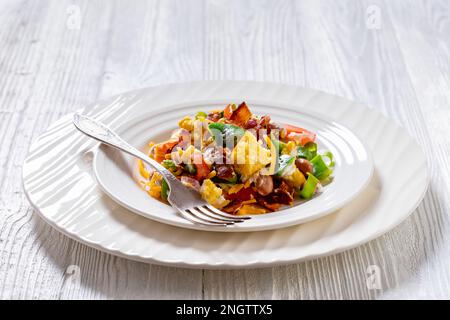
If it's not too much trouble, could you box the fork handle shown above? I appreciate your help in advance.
[72,113,178,185]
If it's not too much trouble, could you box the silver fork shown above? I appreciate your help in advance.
[73,113,250,227]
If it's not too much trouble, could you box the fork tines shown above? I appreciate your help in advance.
[181,205,250,226]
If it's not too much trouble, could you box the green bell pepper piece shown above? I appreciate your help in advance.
[310,154,333,180]
[299,173,319,199]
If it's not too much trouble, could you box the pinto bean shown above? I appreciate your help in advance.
[216,165,234,179]
[255,175,274,196]
[295,158,313,176]
[245,118,258,129]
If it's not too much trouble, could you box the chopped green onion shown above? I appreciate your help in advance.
[297,142,317,161]
[208,122,245,147]
[185,163,197,175]
[310,154,333,180]
[226,174,238,184]
[275,155,295,177]
[195,111,207,119]
[299,173,319,199]
[162,159,176,169]
[212,173,238,184]
[161,179,169,200]
[323,151,335,167]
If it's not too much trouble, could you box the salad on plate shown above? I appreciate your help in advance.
[137,102,334,215]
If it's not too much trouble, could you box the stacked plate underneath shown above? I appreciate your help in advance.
[23,81,428,269]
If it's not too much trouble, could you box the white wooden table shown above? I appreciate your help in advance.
[1,0,449,300]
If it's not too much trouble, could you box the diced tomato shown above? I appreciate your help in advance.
[154,139,179,162]
[286,132,315,146]
[223,104,234,119]
[283,124,316,146]
[257,200,280,212]
[192,153,211,181]
[284,124,315,135]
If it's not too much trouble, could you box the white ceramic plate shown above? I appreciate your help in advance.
[22,81,429,269]
[93,102,373,232]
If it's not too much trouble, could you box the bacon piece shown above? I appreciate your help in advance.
[223,104,234,119]
[259,115,271,128]
[256,181,294,211]
[256,200,280,212]
[222,201,244,214]
[229,102,252,126]
[224,187,255,202]
[207,112,221,122]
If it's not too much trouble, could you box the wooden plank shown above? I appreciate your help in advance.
[203,0,450,300]
[0,0,203,300]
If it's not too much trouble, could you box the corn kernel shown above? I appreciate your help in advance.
[207,170,217,179]
[178,116,194,131]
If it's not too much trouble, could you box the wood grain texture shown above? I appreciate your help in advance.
[0,0,449,299]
